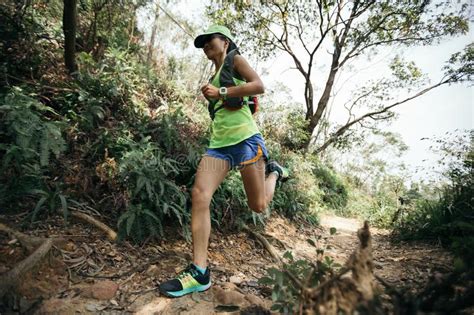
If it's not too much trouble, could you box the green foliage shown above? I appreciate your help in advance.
[27,186,71,224]
[73,49,149,124]
[390,56,423,83]
[259,230,341,313]
[268,146,323,221]
[443,42,474,83]
[117,204,163,242]
[313,164,348,211]
[394,131,474,268]
[281,108,310,151]
[0,1,54,85]
[76,0,146,54]
[116,136,190,241]
[256,93,310,153]
[1,87,66,167]
[0,87,66,208]
[340,173,414,229]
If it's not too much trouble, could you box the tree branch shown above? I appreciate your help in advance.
[315,78,451,153]
[157,4,194,39]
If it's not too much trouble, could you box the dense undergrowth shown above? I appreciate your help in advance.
[0,1,332,242]
[0,1,472,272]
[393,134,474,269]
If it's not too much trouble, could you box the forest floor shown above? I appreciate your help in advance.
[0,212,454,314]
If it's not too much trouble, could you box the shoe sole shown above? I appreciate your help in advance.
[266,161,290,183]
[159,282,212,298]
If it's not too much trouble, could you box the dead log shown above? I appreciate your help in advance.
[0,238,53,299]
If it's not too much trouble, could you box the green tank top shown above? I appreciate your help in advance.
[208,63,260,148]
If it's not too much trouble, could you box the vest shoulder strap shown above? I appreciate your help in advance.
[220,49,243,85]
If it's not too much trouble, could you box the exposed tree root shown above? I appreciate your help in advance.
[0,213,116,299]
[0,237,53,299]
[77,257,164,279]
[0,223,44,252]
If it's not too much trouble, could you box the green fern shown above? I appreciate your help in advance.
[26,187,71,223]
[117,204,164,242]
[1,87,66,168]
[116,136,190,241]
[1,87,67,208]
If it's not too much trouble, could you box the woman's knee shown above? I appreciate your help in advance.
[191,185,213,207]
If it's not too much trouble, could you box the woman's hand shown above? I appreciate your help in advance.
[201,84,220,100]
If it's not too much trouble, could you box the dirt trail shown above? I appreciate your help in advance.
[0,213,454,314]
[319,214,453,291]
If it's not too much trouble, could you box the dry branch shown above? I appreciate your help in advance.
[242,224,282,265]
[70,211,117,242]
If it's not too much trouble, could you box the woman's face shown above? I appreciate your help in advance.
[203,35,228,59]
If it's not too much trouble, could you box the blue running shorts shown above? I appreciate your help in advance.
[204,133,270,170]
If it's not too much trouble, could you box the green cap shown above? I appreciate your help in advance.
[194,25,235,48]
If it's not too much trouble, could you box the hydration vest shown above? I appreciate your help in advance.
[208,49,259,120]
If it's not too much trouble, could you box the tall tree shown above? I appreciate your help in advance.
[207,0,472,152]
[147,2,161,65]
[63,0,77,74]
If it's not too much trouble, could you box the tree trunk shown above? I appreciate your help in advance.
[303,1,359,152]
[147,3,160,65]
[63,0,77,74]
[303,49,341,152]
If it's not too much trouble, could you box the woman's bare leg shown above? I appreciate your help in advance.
[240,158,278,213]
[191,155,230,268]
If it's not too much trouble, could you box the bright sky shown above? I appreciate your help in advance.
[254,17,473,183]
[138,1,473,183]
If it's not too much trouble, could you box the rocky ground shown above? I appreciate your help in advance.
[0,212,454,314]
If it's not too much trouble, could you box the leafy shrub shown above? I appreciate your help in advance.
[1,87,66,167]
[313,164,348,211]
[0,87,66,208]
[340,184,400,229]
[116,136,190,241]
[74,50,149,122]
[117,204,163,242]
[259,229,340,313]
[266,142,323,222]
[395,132,473,268]
[281,108,310,151]
[27,186,70,223]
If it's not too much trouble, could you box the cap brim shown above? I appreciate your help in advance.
[194,32,235,48]
[194,33,213,48]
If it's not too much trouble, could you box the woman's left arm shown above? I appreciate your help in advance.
[226,55,265,98]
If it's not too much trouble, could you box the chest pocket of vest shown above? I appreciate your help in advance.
[208,49,259,120]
